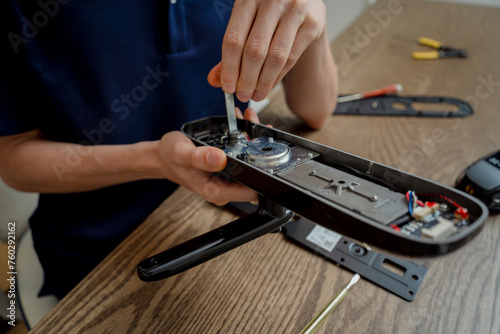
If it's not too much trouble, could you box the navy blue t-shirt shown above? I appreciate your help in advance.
[1,0,243,298]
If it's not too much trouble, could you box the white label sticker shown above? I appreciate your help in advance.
[305,225,342,252]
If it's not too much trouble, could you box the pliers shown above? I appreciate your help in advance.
[412,37,468,60]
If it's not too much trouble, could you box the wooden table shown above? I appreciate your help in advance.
[31,1,500,333]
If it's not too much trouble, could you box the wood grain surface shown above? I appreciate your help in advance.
[31,1,500,333]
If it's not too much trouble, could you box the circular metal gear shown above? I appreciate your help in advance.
[245,140,290,168]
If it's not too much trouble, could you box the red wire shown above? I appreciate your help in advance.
[416,193,463,209]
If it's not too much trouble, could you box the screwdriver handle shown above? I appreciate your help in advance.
[361,83,402,99]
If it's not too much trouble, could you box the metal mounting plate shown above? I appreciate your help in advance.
[334,95,473,117]
[284,217,428,301]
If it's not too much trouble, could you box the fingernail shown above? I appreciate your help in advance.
[237,92,251,103]
[207,150,225,170]
[252,92,265,102]
[247,109,259,123]
[222,82,235,94]
[235,107,243,119]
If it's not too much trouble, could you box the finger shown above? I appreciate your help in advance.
[253,14,302,101]
[202,176,258,206]
[243,108,260,124]
[236,4,281,102]
[220,0,258,94]
[191,147,227,172]
[207,62,222,88]
[169,132,227,172]
[235,107,244,119]
[273,23,321,87]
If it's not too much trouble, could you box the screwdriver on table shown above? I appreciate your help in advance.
[299,273,361,334]
[337,83,403,103]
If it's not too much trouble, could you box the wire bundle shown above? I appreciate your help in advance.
[406,190,424,214]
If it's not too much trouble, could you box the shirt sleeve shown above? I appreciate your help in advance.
[0,2,42,136]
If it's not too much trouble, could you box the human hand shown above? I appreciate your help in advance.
[207,0,327,103]
[156,108,260,206]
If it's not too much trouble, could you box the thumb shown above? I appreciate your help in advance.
[207,62,222,88]
[193,147,227,172]
[180,143,227,172]
[164,131,227,172]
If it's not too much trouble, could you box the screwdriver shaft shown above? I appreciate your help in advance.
[225,92,238,135]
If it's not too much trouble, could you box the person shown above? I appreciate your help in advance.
[0,0,337,299]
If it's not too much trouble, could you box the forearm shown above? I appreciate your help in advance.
[282,29,338,129]
[0,129,160,193]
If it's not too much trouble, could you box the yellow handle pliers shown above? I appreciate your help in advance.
[412,37,468,60]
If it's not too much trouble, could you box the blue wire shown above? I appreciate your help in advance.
[408,191,413,215]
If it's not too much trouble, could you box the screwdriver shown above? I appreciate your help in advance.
[224,92,239,144]
[299,273,361,334]
[338,84,403,103]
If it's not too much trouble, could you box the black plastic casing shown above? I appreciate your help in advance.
[456,150,500,211]
[182,116,489,256]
